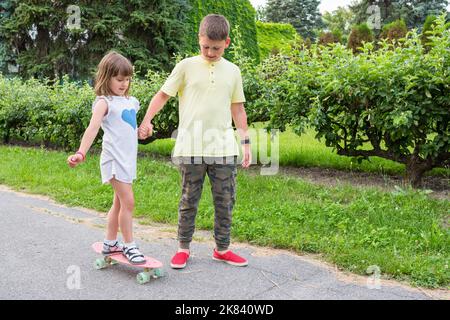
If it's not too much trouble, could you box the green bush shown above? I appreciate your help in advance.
[256,21,297,59]
[421,15,450,51]
[347,23,374,54]
[245,14,449,186]
[0,72,179,150]
[0,75,94,148]
[185,0,260,63]
[380,19,408,44]
[1,15,448,186]
[421,15,438,51]
[311,15,449,186]
[318,30,342,46]
[251,51,318,134]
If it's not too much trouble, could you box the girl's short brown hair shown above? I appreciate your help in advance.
[198,14,230,41]
[94,51,133,96]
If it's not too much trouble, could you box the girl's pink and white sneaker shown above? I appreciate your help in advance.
[101,240,123,255]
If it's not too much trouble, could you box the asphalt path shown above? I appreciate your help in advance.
[1,186,446,301]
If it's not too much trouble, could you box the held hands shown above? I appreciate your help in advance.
[67,151,85,168]
[138,122,153,140]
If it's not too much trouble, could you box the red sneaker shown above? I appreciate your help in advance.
[170,251,190,269]
[213,249,248,267]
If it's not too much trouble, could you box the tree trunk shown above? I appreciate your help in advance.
[405,155,430,188]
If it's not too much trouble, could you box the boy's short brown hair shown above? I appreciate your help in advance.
[198,14,230,41]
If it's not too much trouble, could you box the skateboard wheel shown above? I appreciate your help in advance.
[137,272,151,285]
[153,268,164,278]
[94,258,107,270]
[110,259,118,266]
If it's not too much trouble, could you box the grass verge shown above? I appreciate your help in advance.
[0,145,448,288]
[139,125,449,178]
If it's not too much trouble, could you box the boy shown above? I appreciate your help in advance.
[138,14,251,269]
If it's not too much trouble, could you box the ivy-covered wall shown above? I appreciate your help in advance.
[256,21,297,59]
[185,0,260,63]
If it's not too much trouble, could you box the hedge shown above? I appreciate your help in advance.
[185,0,260,63]
[0,71,178,150]
[1,15,448,186]
[255,21,297,59]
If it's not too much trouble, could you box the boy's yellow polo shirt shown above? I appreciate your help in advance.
[161,55,246,157]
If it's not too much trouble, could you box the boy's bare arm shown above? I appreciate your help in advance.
[231,102,251,168]
[231,102,249,139]
[138,91,171,139]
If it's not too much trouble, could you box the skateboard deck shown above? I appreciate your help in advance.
[92,242,164,284]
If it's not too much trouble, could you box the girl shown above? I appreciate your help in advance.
[67,51,146,264]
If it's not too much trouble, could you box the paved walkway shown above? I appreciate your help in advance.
[1,186,447,300]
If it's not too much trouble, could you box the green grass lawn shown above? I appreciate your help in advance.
[0,145,448,289]
[139,124,449,178]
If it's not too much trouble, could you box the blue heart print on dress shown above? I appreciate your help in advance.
[121,109,137,129]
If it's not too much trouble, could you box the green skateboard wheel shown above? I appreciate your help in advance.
[110,259,118,266]
[153,268,164,278]
[94,258,107,270]
[137,272,151,285]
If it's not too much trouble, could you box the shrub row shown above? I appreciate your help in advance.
[1,15,448,185]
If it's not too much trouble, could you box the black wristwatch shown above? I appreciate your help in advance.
[241,138,251,145]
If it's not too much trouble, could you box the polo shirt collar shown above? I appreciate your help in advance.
[199,55,224,66]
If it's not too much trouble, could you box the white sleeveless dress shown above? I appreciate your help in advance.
[92,96,140,184]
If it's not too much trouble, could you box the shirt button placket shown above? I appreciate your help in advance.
[210,63,215,88]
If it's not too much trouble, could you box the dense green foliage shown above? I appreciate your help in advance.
[421,15,450,51]
[322,6,354,40]
[263,0,323,39]
[347,23,374,53]
[248,14,450,185]
[184,0,260,63]
[313,15,449,186]
[1,12,449,186]
[0,71,178,149]
[421,15,438,51]
[350,0,448,31]
[0,0,12,73]
[0,0,188,79]
[379,19,408,43]
[0,0,259,79]
[255,21,297,58]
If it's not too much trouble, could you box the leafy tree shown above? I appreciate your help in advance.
[0,0,13,73]
[347,23,374,53]
[318,30,342,46]
[264,0,323,39]
[379,19,408,43]
[0,0,188,80]
[350,0,448,32]
[313,14,450,186]
[396,0,448,30]
[322,6,354,37]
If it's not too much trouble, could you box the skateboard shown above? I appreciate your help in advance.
[92,242,164,284]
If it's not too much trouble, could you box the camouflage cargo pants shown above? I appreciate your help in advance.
[175,157,237,252]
